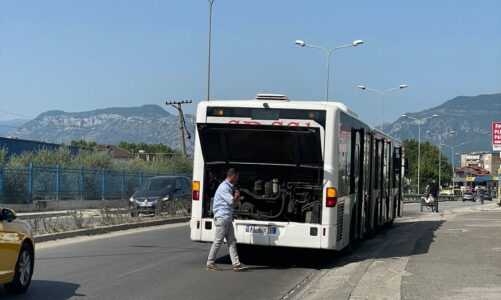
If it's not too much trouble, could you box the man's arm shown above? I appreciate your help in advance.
[232,190,240,208]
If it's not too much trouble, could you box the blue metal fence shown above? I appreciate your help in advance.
[0,163,187,204]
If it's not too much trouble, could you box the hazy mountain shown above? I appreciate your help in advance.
[11,105,196,153]
[385,93,501,161]
[0,119,30,136]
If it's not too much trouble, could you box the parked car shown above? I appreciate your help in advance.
[0,207,35,294]
[481,190,492,201]
[129,176,192,216]
[462,192,475,202]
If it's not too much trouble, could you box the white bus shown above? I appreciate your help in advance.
[190,94,404,251]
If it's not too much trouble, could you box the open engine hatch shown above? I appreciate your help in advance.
[197,124,323,167]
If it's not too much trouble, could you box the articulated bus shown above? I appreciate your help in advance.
[190,94,404,251]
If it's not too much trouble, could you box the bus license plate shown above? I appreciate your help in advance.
[245,225,276,235]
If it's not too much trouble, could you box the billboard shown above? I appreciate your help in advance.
[493,122,501,151]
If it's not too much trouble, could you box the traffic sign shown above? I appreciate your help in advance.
[493,122,501,151]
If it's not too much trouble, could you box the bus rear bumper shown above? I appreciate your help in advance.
[191,218,337,250]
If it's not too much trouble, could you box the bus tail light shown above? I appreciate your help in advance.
[193,181,200,200]
[326,187,337,207]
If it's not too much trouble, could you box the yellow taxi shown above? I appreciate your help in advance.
[0,207,35,294]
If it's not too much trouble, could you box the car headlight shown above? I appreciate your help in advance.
[129,197,135,202]
[161,196,170,201]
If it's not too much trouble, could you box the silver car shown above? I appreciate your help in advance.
[462,192,475,202]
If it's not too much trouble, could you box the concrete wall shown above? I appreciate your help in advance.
[6,199,126,213]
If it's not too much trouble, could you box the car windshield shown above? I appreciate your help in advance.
[141,178,174,191]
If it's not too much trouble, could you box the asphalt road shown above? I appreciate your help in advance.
[1,200,495,300]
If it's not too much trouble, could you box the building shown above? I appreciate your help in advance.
[454,165,497,192]
[0,137,82,157]
[460,151,501,175]
[96,145,134,162]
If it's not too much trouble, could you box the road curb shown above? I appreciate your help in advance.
[34,217,190,243]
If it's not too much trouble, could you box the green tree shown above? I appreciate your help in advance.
[403,139,452,193]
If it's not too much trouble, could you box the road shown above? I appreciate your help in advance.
[1,200,498,299]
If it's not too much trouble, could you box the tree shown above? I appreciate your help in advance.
[403,139,452,193]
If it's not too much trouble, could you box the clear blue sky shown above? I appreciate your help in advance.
[1,0,500,125]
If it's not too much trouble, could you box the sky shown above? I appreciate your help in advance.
[0,0,500,126]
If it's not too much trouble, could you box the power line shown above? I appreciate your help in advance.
[165,100,192,156]
[0,110,34,119]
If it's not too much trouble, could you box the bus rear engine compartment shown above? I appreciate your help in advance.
[204,167,323,224]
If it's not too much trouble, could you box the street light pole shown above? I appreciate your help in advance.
[295,39,364,101]
[427,129,455,194]
[207,0,215,102]
[358,85,408,131]
[402,114,438,194]
[442,142,466,192]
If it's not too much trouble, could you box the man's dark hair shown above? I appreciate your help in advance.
[227,168,239,178]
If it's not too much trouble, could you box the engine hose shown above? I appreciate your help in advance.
[256,191,287,220]
[239,187,281,201]
[301,201,321,213]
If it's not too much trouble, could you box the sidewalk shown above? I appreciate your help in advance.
[292,203,501,300]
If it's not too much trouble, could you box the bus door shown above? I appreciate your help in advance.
[350,128,364,241]
[364,132,374,237]
[384,142,391,222]
[393,147,403,218]
[376,139,385,226]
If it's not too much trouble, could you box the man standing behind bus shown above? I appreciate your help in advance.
[206,168,247,271]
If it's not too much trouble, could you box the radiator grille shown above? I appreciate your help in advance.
[336,203,345,241]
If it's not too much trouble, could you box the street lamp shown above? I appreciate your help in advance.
[426,129,455,193]
[441,142,467,193]
[295,39,364,101]
[402,114,439,194]
[358,84,408,131]
[207,0,215,101]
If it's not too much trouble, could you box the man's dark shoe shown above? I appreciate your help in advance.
[233,263,248,271]
[205,264,223,271]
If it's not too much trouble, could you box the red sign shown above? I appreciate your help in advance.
[493,122,501,151]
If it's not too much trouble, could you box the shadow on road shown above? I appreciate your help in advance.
[0,280,82,299]
[215,220,444,271]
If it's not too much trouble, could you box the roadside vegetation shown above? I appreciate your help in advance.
[26,205,190,236]
[0,144,192,174]
[403,139,452,193]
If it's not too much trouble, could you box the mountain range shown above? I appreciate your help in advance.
[7,105,196,154]
[385,93,501,161]
[3,93,500,158]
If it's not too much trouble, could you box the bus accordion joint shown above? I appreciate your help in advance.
[326,187,337,207]
[192,181,200,200]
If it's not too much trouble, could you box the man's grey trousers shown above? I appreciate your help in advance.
[207,218,240,266]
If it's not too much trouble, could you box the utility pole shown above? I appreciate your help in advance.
[166,100,192,156]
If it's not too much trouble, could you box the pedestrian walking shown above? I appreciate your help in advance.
[206,168,247,272]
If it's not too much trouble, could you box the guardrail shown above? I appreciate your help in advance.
[403,194,461,203]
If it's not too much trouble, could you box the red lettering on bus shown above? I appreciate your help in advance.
[271,121,284,126]
[287,122,299,126]
[243,121,262,125]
